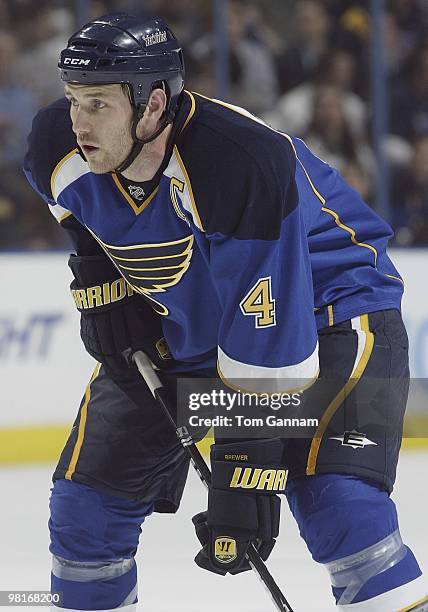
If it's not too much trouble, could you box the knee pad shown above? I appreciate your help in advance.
[49,479,154,610]
[286,474,423,607]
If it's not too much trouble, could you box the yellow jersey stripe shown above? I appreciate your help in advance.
[294,157,379,266]
[111,173,159,215]
[398,595,428,612]
[58,210,73,223]
[306,314,374,475]
[327,305,334,327]
[321,204,379,265]
[91,230,192,251]
[385,273,405,285]
[181,91,196,132]
[193,93,380,267]
[65,363,102,480]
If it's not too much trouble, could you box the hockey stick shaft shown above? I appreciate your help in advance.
[133,351,294,612]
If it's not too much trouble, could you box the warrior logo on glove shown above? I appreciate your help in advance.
[71,277,134,310]
[193,439,285,575]
[230,467,288,491]
[215,537,237,564]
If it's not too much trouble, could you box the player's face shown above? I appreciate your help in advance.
[65,84,134,174]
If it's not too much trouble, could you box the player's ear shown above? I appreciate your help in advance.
[147,87,167,119]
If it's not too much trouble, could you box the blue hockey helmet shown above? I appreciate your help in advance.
[59,13,185,172]
[59,13,185,116]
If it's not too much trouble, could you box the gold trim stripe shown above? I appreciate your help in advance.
[399,595,428,612]
[92,232,192,251]
[173,145,205,232]
[306,314,375,475]
[118,263,186,272]
[321,205,379,265]
[385,273,405,285]
[65,363,102,480]
[58,210,73,223]
[181,91,196,132]
[50,148,79,201]
[128,273,183,281]
[194,92,380,267]
[292,153,379,265]
[112,252,187,263]
[111,173,159,215]
[268,132,380,268]
[327,305,334,327]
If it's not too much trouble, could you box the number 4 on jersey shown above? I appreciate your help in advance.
[240,277,276,328]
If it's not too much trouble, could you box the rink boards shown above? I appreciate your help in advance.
[0,250,427,464]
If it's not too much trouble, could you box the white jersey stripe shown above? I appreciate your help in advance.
[217,342,319,393]
[51,151,89,202]
[48,202,72,223]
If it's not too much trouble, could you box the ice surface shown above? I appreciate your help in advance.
[1,452,427,611]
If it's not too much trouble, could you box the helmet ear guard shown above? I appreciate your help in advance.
[58,13,185,172]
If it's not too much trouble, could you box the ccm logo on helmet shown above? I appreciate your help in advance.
[63,57,91,66]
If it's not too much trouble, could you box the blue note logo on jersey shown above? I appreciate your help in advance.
[103,235,194,295]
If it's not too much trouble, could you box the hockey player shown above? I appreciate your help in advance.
[24,12,427,612]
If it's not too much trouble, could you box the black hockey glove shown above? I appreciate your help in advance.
[192,438,286,575]
[68,254,174,380]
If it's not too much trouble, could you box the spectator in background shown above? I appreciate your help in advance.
[392,135,428,245]
[186,0,281,114]
[0,31,37,167]
[302,85,374,201]
[226,1,280,114]
[185,48,217,99]
[15,7,73,106]
[264,49,367,138]
[275,1,331,94]
[382,11,409,84]
[0,0,426,249]
[318,2,371,89]
[390,43,428,140]
[0,23,70,250]
[0,0,10,27]
[127,0,212,34]
[388,0,428,55]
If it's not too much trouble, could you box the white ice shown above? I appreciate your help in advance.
[1,452,427,612]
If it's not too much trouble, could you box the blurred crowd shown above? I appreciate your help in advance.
[0,0,427,249]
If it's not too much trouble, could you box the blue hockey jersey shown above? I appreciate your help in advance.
[24,91,404,392]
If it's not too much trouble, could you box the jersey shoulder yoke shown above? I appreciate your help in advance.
[24,97,78,202]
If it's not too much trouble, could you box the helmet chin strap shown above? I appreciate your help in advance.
[114,105,174,175]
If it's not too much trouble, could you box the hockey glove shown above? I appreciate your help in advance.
[68,254,174,380]
[192,438,286,575]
